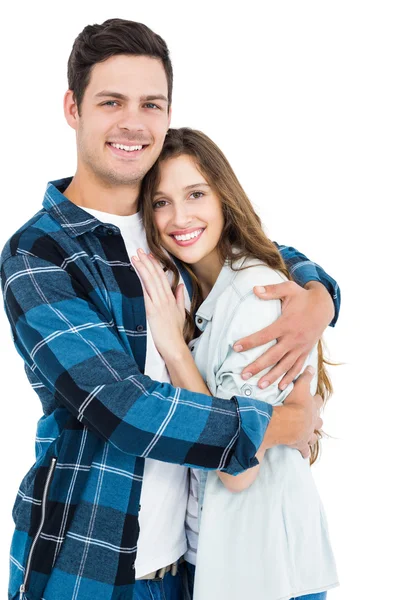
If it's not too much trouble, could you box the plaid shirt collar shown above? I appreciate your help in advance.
[43,177,120,238]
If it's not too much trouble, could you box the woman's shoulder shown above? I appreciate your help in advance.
[230,256,288,299]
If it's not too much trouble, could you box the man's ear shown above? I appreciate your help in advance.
[64,90,79,130]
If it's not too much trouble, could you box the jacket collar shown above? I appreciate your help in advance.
[195,255,246,331]
[43,177,120,238]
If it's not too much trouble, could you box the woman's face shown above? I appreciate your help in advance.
[152,154,225,266]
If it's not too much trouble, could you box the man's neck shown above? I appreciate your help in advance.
[64,168,141,216]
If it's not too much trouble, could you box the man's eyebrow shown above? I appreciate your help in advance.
[94,92,169,104]
[140,94,169,104]
[95,91,128,100]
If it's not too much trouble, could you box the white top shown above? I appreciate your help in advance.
[83,207,189,577]
[188,255,339,600]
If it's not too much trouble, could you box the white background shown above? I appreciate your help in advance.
[0,1,399,598]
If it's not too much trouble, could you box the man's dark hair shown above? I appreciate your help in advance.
[67,18,173,114]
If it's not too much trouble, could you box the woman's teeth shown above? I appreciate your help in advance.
[110,143,143,152]
[173,229,204,241]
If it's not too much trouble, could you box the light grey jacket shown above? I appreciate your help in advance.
[189,256,339,600]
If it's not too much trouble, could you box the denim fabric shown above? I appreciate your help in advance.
[133,571,185,600]
[292,593,327,600]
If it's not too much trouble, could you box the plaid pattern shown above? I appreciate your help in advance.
[1,178,340,600]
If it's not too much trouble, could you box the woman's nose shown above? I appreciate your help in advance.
[172,205,192,228]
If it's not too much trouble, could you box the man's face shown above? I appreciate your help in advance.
[68,54,171,187]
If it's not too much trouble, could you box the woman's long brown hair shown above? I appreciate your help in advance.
[140,128,332,464]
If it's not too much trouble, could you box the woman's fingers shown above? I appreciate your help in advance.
[175,283,186,320]
[132,251,163,304]
[147,253,175,297]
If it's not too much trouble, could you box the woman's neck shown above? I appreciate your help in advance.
[191,249,225,298]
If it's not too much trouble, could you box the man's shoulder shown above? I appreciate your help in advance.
[0,208,64,268]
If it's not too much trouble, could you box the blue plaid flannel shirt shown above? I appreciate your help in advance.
[1,178,340,600]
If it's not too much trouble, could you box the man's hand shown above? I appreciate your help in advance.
[233,280,334,390]
[261,366,323,458]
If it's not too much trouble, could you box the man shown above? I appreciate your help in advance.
[1,19,340,600]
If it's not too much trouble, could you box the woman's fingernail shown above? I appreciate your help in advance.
[254,286,266,294]
[138,248,144,254]
[260,381,269,389]
[242,372,252,380]
[234,344,243,352]
[306,366,315,375]
[132,256,138,262]
[280,383,288,390]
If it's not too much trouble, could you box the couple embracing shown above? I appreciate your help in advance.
[1,18,339,600]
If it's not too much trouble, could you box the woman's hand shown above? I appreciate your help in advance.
[131,249,186,359]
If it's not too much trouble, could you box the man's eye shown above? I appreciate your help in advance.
[102,101,118,107]
[144,103,160,110]
[190,192,204,199]
[153,200,167,209]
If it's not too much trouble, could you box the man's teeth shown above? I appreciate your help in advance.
[173,229,203,241]
[110,143,143,152]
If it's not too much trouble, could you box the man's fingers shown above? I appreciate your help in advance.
[257,352,295,388]
[308,433,318,446]
[313,393,323,410]
[292,365,315,389]
[298,444,311,459]
[253,280,298,301]
[278,355,307,390]
[234,328,274,353]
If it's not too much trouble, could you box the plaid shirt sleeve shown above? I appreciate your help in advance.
[1,252,271,475]
[276,243,341,326]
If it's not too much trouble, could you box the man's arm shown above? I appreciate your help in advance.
[234,243,340,389]
[1,252,278,475]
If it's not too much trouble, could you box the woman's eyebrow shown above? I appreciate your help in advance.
[183,183,210,191]
[153,183,210,197]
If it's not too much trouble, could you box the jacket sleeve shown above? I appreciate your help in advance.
[275,242,341,326]
[1,253,269,474]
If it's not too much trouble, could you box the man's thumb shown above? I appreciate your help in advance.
[295,365,315,385]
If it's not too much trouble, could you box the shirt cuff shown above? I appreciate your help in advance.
[221,395,273,475]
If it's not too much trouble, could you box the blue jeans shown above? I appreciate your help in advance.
[184,563,327,600]
[133,569,185,600]
[292,595,327,600]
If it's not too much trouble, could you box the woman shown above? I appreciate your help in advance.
[133,128,339,600]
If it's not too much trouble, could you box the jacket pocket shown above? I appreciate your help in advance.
[19,457,57,599]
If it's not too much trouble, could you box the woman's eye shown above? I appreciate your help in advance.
[153,200,167,209]
[190,191,204,199]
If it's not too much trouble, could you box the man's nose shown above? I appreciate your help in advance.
[117,106,146,132]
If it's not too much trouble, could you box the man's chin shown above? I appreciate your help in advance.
[95,167,147,187]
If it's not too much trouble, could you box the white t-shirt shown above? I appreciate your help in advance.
[83,207,189,577]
